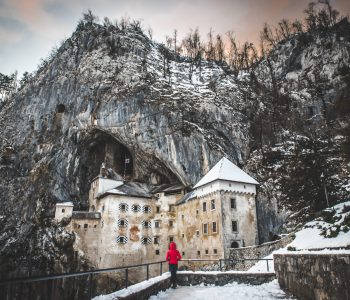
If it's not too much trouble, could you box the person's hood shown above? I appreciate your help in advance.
[169,242,177,250]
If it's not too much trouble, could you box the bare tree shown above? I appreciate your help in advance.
[103,17,112,28]
[206,28,215,61]
[292,19,304,34]
[173,29,178,54]
[227,31,240,74]
[148,27,153,40]
[304,2,318,31]
[165,35,173,48]
[260,23,276,48]
[278,19,292,40]
[215,34,225,64]
[82,9,98,25]
[319,0,339,26]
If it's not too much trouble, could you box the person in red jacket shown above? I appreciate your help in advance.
[166,242,182,288]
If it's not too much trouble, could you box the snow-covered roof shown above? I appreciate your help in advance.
[97,180,153,199]
[56,202,74,207]
[97,177,124,196]
[176,190,197,206]
[193,157,259,189]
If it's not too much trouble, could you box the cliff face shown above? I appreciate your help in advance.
[0,19,349,275]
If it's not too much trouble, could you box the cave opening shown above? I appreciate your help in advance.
[56,104,66,113]
[78,130,134,205]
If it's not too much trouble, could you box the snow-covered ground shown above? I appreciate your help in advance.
[149,280,295,300]
[249,201,350,272]
[287,201,350,250]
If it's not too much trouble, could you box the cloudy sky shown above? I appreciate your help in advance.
[1,0,349,77]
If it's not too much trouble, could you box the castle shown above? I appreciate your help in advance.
[55,157,259,268]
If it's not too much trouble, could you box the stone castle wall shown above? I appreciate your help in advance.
[274,253,350,300]
[227,234,294,270]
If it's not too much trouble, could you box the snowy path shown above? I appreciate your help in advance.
[149,280,295,299]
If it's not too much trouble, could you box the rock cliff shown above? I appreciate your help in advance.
[0,18,349,276]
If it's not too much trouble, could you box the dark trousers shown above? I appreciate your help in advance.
[169,264,178,286]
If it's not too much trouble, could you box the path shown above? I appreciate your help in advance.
[149,279,295,299]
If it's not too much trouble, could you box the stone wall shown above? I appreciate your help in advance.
[227,234,294,270]
[274,253,350,300]
[116,278,171,300]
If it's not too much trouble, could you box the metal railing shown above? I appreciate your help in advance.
[0,258,273,300]
[180,258,273,272]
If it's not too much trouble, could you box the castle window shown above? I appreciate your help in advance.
[196,230,200,237]
[232,221,238,232]
[212,221,217,233]
[231,241,239,248]
[211,199,215,210]
[181,214,184,220]
[196,209,199,215]
[118,219,128,228]
[84,224,88,229]
[155,250,160,255]
[143,205,151,213]
[154,220,160,228]
[169,220,173,227]
[132,204,141,213]
[117,236,128,244]
[119,203,129,212]
[61,208,65,213]
[102,206,105,212]
[154,236,159,244]
[229,183,232,187]
[156,206,160,213]
[213,249,218,254]
[182,252,185,256]
[197,250,200,256]
[203,223,208,235]
[94,224,97,228]
[142,220,151,228]
[141,237,151,245]
[205,249,209,255]
[244,185,246,189]
[202,202,207,212]
[231,198,236,209]
[182,233,185,238]
[169,236,174,242]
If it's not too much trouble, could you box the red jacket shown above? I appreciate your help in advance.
[166,242,182,265]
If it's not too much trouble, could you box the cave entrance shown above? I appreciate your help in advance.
[78,130,133,205]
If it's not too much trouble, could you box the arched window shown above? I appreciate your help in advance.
[119,203,129,212]
[231,241,240,248]
[131,204,141,212]
[116,236,128,244]
[142,220,151,228]
[118,219,128,228]
[143,205,151,213]
[141,236,152,245]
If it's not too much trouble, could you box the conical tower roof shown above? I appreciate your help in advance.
[193,157,259,189]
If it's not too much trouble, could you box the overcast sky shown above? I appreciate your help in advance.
[1,0,349,77]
